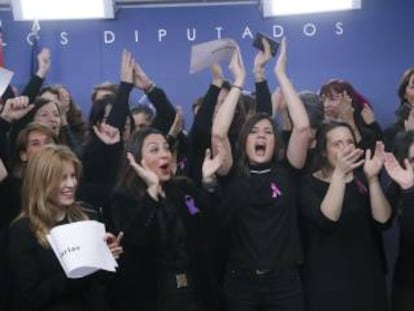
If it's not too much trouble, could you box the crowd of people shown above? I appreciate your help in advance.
[0,37,414,311]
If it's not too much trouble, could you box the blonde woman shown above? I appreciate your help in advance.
[8,145,122,311]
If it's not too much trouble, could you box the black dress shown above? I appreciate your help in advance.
[299,174,388,311]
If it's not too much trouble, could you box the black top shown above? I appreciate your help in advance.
[387,184,414,287]
[299,174,388,311]
[220,162,303,271]
[7,208,112,311]
[109,178,222,311]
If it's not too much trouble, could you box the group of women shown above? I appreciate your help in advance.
[0,37,414,311]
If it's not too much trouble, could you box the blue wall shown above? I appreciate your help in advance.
[0,0,412,128]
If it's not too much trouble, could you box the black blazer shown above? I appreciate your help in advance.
[8,209,112,311]
[109,177,222,311]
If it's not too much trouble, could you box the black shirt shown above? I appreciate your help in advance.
[220,162,303,270]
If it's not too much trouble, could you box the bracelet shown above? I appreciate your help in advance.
[202,178,218,193]
[231,84,243,91]
[144,81,156,94]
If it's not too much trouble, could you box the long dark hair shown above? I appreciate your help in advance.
[114,127,165,200]
[236,113,282,176]
[311,120,357,173]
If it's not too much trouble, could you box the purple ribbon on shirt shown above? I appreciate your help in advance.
[185,195,200,215]
[270,182,282,199]
[354,178,368,194]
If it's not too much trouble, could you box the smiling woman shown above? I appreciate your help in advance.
[7,144,123,311]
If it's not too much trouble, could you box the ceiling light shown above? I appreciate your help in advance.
[11,0,115,21]
[261,0,361,17]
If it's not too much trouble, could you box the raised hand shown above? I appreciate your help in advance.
[168,106,184,138]
[36,48,51,78]
[93,123,121,145]
[338,91,355,124]
[133,62,152,91]
[0,158,7,182]
[334,145,364,176]
[229,47,246,87]
[126,152,159,188]
[104,231,124,259]
[202,148,223,183]
[57,87,71,113]
[254,38,272,74]
[0,96,33,123]
[120,49,135,84]
[361,105,376,125]
[363,141,385,181]
[384,152,414,190]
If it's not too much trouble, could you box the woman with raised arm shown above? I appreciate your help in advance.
[212,38,310,311]
[8,145,122,311]
[109,127,224,311]
[299,121,390,311]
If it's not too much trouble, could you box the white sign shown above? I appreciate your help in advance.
[0,67,14,97]
[190,38,238,74]
[47,220,118,279]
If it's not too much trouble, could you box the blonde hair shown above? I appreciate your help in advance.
[21,145,88,247]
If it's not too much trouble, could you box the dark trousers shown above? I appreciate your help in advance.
[224,268,304,311]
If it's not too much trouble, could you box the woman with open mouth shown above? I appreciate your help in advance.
[109,127,225,311]
[211,38,310,311]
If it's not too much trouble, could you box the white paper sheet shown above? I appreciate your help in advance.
[0,67,14,97]
[47,220,118,279]
[190,38,238,74]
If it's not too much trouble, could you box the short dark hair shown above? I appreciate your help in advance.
[90,82,118,104]
[236,113,282,176]
[130,104,155,123]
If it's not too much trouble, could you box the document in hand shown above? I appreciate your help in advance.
[47,220,118,279]
[190,38,238,74]
[0,67,14,97]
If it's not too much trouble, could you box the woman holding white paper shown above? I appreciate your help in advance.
[8,144,123,311]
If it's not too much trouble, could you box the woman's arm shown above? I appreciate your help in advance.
[211,49,246,176]
[364,142,392,223]
[274,38,310,169]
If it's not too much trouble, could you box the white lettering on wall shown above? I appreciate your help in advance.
[215,26,223,39]
[273,25,284,38]
[104,30,115,44]
[25,22,346,47]
[242,26,253,39]
[158,29,167,42]
[187,28,196,41]
[60,32,68,46]
[335,22,344,35]
[303,23,316,37]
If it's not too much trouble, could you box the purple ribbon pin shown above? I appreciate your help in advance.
[178,158,188,170]
[355,178,368,194]
[270,182,282,199]
[185,195,200,216]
